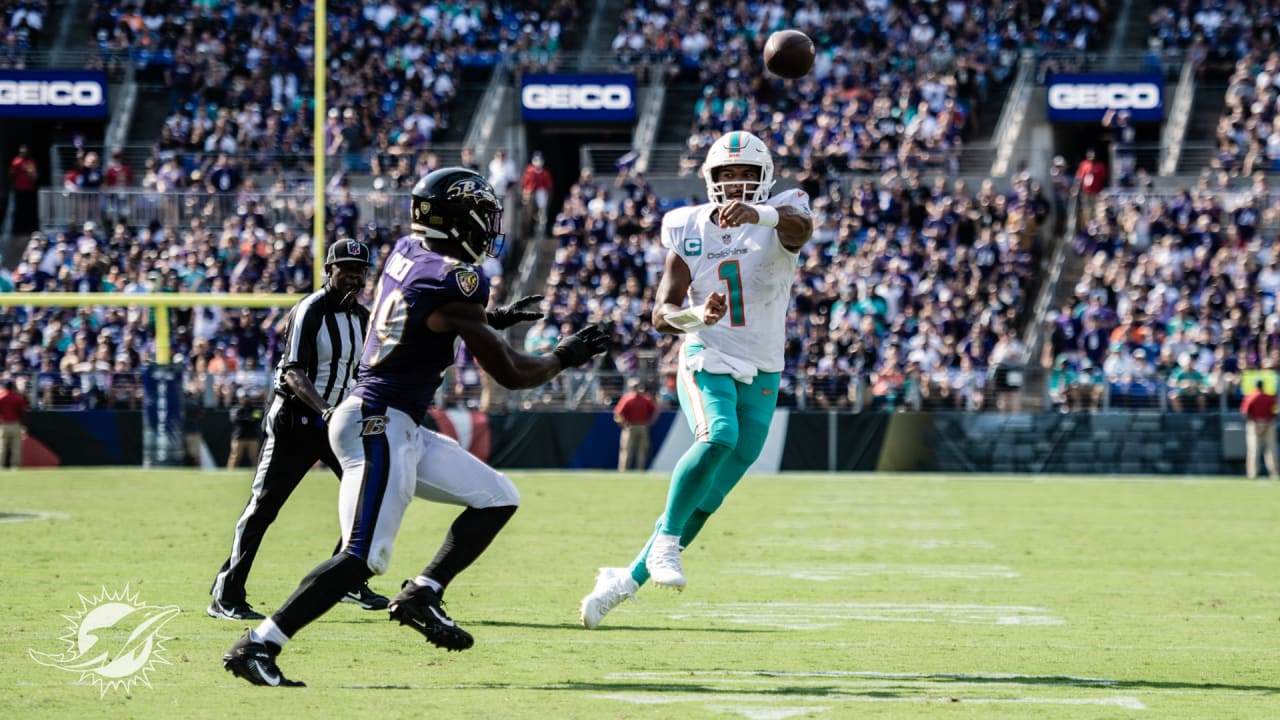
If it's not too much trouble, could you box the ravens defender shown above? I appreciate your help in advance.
[223,167,609,686]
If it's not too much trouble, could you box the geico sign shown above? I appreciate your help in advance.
[1048,83,1160,110]
[523,83,631,111]
[0,80,103,106]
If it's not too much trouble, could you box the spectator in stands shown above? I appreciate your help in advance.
[521,150,553,233]
[487,149,518,198]
[459,146,480,174]
[79,151,103,190]
[1074,149,1107,224]
[1103,110,1136,186]
[989,328,1026,412]
[1168,352,1210,412]
[103,149,134,224]
[7,144,38,235]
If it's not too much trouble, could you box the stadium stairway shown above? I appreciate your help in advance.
[574,0,624,67]
[1110,0,1153,55]
[956,80,1013,175]
[926,412,1242,475]
[1018,224,1089,410]
[127,88,170,148]
[440,79,493,145]
[1175,83,1231,173]
[655,83,703,145]
[51,0,94,62]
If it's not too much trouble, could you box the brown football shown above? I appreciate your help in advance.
[764,30,815,79]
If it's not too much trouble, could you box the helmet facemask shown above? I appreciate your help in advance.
[701,131,775,205]
[460,205,505,263]
[706,166,771,204]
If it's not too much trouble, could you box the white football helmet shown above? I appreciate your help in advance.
[701,131,774,205]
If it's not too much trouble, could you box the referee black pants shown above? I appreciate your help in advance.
[211,395,342,604]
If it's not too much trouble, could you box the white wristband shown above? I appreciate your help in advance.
[752,204,779,228]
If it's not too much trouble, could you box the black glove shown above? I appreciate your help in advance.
[487,295,545,330]
[319,407,335,426]
[552,324,610,368]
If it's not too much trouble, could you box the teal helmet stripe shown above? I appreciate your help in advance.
[729,132,741,154]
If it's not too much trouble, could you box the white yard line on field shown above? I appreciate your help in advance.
[596,692,1146,712]
[725,562,1019,580]
[776,537,997,551]
[666,601,1064,629]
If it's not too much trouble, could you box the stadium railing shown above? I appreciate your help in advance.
[990,51,1036,177]
[644,141,992,180]
[38,188,413,233]
[1096,188,1280,215]
[1035,49,1177,82]
[48,143,473,186]
[5,365,1253,415]
[1159,57,1198,175]
[20,49,135,82]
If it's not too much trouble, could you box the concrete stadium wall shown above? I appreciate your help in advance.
[18,409,1249,476]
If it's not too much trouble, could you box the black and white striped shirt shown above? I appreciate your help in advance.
[274,288,370,407]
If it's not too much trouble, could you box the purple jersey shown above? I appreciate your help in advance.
[353,236,490,422]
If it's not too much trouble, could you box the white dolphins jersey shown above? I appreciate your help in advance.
[660,188,810,378]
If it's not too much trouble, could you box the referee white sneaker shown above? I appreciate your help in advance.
[646,532,686,590]
[580,567,638,629]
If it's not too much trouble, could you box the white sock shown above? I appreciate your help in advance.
[412,575,443,593]
[251,618,290,648]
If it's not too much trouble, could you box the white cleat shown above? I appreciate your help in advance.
[580,567,639,629]
[646,533,687,591]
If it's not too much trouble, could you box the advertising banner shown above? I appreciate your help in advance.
[1047,73,1163,122]
[0,69,110,119]
[141,364,184,467]
[520,73,637,123]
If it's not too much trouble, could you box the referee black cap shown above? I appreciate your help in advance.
[325,239,372,267]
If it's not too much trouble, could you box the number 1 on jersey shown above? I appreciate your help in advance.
[717,260,746,326]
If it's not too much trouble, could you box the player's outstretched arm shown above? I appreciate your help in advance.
[775,205,814,251]
[487,294,545,330]
[431,302,608,389]
[432,301,562,389]
[716,201,812,251]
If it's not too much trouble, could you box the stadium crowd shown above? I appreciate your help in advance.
[7,0,1280,420]
[618,0,1111,176]
[1145,0,1280,177]
[0,0,44,66]
[1050,185,1280,410]
[70,0,578,187]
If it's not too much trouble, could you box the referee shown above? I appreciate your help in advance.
[209,239,389,620]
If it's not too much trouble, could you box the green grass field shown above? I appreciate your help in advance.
[1,468,1277,718]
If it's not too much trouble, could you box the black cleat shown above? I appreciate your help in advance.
[387,580,474,651]
[223,631,305,687]
[207,597,266,621]
[341,583,390,611]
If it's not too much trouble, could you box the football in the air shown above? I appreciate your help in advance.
[764,30,815,79]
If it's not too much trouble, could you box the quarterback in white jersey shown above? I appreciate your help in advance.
[659,184,810,378]
[580,130,813,628]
